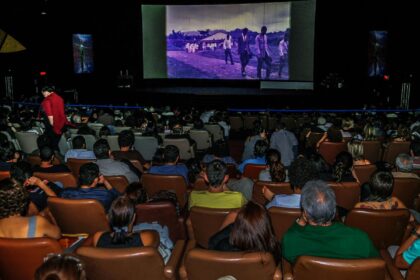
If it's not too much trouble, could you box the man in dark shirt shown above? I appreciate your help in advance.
[60,162,119,211]
[112,129,148,170]
[32,146,71,173]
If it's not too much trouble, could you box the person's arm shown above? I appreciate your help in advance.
[316,133,328,149]
[38,216,61,239]
[140,230,159,248]
[262,185,275,202]
[26,177,57,197]
[219,210,239,230]
[98,175,113,190]
[394,225,420,269]
[42,100,54,126]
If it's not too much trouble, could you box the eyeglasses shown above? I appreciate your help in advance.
[44,253,85,272]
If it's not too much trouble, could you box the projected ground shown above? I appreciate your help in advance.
[166,3,290,80]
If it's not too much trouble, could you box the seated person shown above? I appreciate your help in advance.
[64,136,96,162]
[93,196,156,248]
[33,146,71,173]
[203,139,237,167]
[165,121,195,146]
[282,180,379,263]
[60,162,119,211]
[35,254,87,280]
[316,126,344,148]
[31,134,64,163]
[112,130,149,170]
[94,139,139,184]
[0,178,61,239]
[208,201,280,264]
[148,145,189,184]
[125,182,148,205]
[392,153,419,180]
[263,157,319,209]
[242,123,266,162]
[392,224,420,271]
[357,171,407,209]
[0,142,19,171]
[189,160,246,209]
[10,161,61,214]
[259,149,286,182]
[347,139,371,166]
[270,122,298,167]
[238,140,268,174]
[321,151,357,182]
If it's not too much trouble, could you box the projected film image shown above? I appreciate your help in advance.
[166,3,290,80]
[73,34,94,74]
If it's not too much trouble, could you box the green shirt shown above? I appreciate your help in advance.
[282,222,379,263]
[189,191,246,210]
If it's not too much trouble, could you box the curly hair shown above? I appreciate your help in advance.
[0,178,29,219]
[288,157,319,191]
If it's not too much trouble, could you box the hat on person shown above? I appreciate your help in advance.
[342,119,354,131]
[317,117,326,125]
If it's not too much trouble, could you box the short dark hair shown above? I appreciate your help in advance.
[125,182,148,204]
[118,130,135,148]
[301,180,336,225]
[327,127,343,143]
[206,160,227,187]
[72,136,86,149]
[193,119,204,129]
[411,141,420,157]
[368,171,394,201]
[93,139,110,159]
[254,140,268,158]
[261,26,267,33]
[0,142,15,162]
[41,85,55,93]
[40,146,54,162]
[37,134,52,150]
[212,140,230,158]
[288,157,319,190]
[163,145,179,163]
[10,161,33,185]
[78,162,99,186]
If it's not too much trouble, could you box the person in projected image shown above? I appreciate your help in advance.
[223,34,234,65]
[278,31,289,78]
[256,26,272,79]
[238,28,251,77]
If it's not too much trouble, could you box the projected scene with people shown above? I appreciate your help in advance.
[166,2,290,80]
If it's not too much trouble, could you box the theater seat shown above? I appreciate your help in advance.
[0,237,62,280]
[104,175,129,193]
[34,172,78,188]
[382,141,411,165]
[282,255,386,280]
[66,158,94,178]
[0,171,10,181]
[268,207,301,241]
[328,182,360,210]
[407,258,420,280]
[392,177,420,210]
[252,181,292,205]
[353,164,377,185]
[243,164,267,180]
[318,142,347,166]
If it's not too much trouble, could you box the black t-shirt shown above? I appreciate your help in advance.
[33,164,71,173]
[208,224,240,252]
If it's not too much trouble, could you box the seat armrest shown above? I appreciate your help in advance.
[380,249,404,280]
[282,258,293,280]
[164,240,186,279]
[179,240,196,280]
[141,230,160,248]
[177,217,187,240]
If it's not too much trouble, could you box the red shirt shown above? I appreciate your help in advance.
[41,92,68,135]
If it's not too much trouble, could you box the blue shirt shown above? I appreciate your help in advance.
[64,149,96,162]
[238,157,266,173]
[60,187,119,211]
[266,194,301,209]
[148,164,189,184]
[403,239,420,265]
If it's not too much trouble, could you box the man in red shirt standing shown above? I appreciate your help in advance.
[41,85,69,149]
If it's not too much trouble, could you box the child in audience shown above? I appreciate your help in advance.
[35,254,86,280]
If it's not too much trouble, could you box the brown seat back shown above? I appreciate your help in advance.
[104,175,129,193]
[382,141,411,165]
[129,159,144,173]
[187,207,236,248]
[292,255,386,280]
[353,164,377,185]
[252,181,293,205]
[76,246,167,280]
[181,248,281,280]
[306,132,324,149]
[229,116,243,132]
[0,237,62,280]
[48,197,110,235]
[362,141,382,163]
[192,177,207,191]
[135,201,186,242]
[142,173,188,209]
[345,208,410,249]
[227,164,238,179]
[328,182,360,210]
[392,177,420,209]
[67,158,94,178]
[268,207,301,241]
[318,142,347,166]
[243,164,267,180]
[34,172,78,188]
[26,154,61,166]
[407,258,420,280]
[0,171,10,181]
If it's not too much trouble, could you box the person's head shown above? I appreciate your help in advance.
[78,162,100,187]
[347,140,364,161]
[193,118,204,129]
[41,85,55,98]
[368,171,394,202]
[265,149,285,182]
[0,178,29,218]
[326,126,343,143]
[163,145,179,164]
[395,153,413,172]
[40,146,54,163]
[230,201,280,264]
[363,123,376,140]
[186,158,203,184]
[308,152,329,175]
[118,130,135,149]
[10,161,33,185]
[72,136,86,150]
[93,139,111,159]
[410,141,420,157]
[242,28,248,35]
[99,126,111,138]
[301,180,336,225]
[254,140,268,158]
[226,34,230,40]
[125,182,148,204]
[35,254,86,280]
[288,157,319,191]
[261,26,267,34]
[332,151,353,182]
[108,196,136,244]
[205,160,228,188]
[0,142,16,162]
[36,134,52,150]
[212,140,230,158]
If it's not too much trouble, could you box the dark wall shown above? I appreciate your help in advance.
[0,0,417,108]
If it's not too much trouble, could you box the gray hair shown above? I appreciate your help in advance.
[395,153,413,172]
[300,180,336,225]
